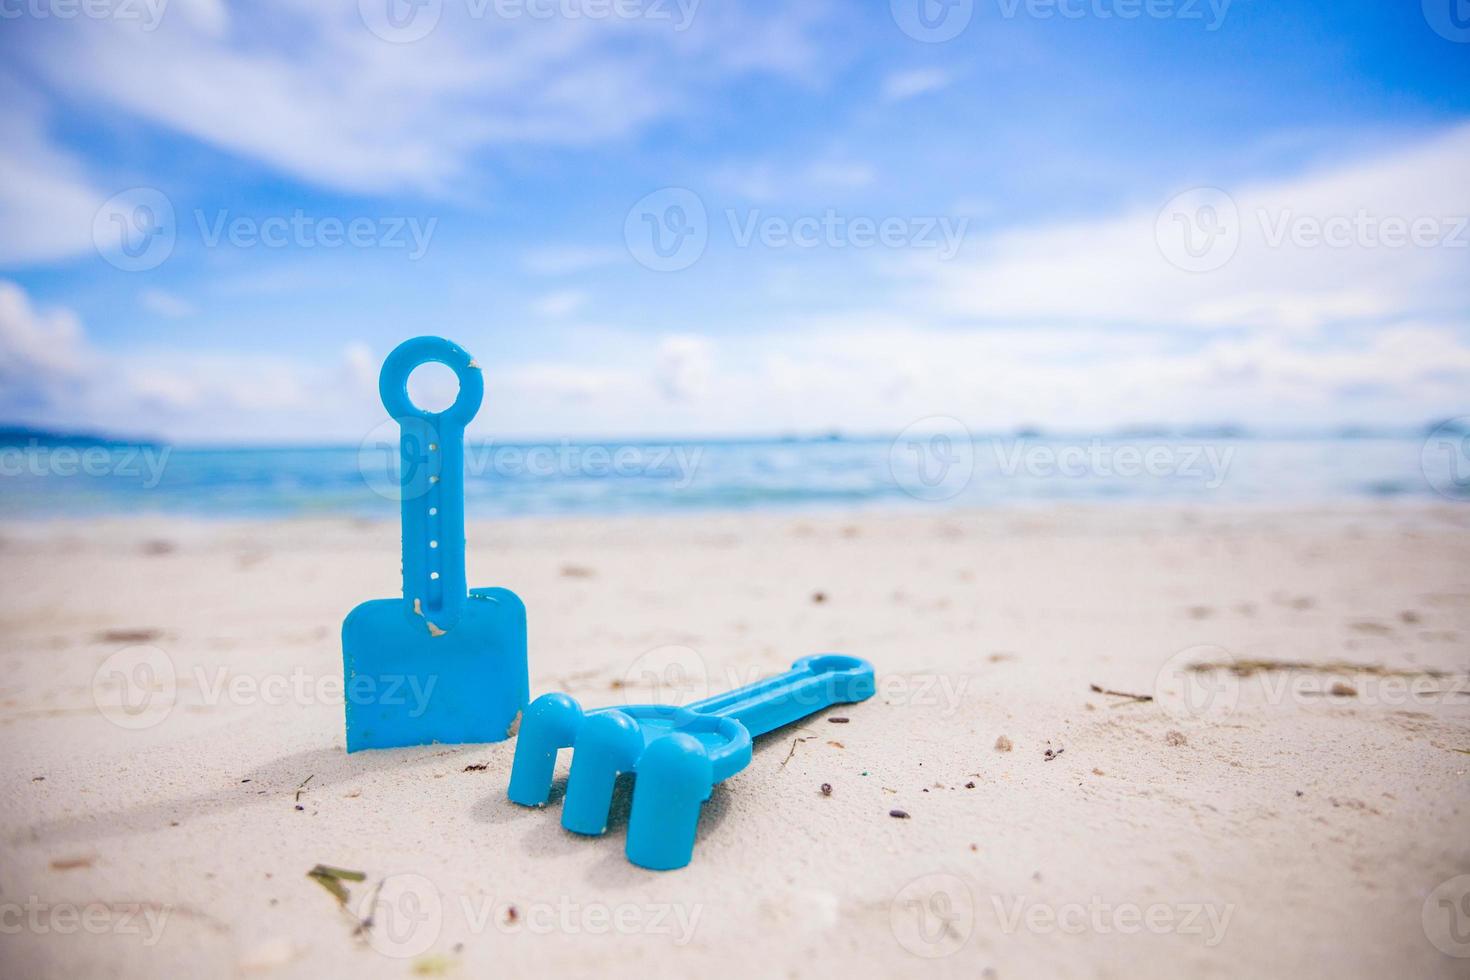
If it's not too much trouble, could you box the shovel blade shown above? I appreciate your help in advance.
[343,587,528,751]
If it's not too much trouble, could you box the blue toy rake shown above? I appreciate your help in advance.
[508,655,874,870]
[343,336,528,751]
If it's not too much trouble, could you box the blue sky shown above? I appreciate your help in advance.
[1,0,1468,443]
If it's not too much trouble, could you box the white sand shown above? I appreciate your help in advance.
[1,505,1468,978]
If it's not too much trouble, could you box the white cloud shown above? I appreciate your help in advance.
[0,281,94,416]
[880,68,954,103]
[12,4,833,196]
[0,84,107,265]
[0,280,389,440]
[521,245,624,276]
[138,288,198,318]
[914,122,1470,334]
[654,334,714,402]
[530,290,589,317]
[712,157,877,202]
[3,270,1466,443]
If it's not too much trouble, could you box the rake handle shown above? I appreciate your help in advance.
[687,655,874,739]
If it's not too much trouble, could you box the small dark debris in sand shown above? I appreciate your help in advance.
[609,678,626,690]
[504,905,519,924]
[1043,745,1064,761]
[1295,790,1304,797]
[994,735,1013,752]
[1330,681,1357,697]
[463,763,488,772]
[32,775,44,782]
[970,843,978,852]
[141,539,176,556]
[295,805,305,812]
[1188,658,1451,680]
[96,628,163,644]
[781,735,815,767]
[1164,731,1188,747]
[1089,683,1153,705]
[1348,621,1392,635]
[1400,610,1422,624]
[965,781,976,789]
[50,856,94,871]
[889,809,910,819]
[241,778,251,783]
[827,740,844,748]
[306,864,366,906]
[559,565,595,578]
[820,783,833,797]
[811,592,828,604]
[1329,797,1382,815]
[828,716,849,724]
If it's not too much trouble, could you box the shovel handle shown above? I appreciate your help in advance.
[379,337,483,632]
[687,655,874,740]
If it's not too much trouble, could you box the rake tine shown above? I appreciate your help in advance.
[562,710,644,835]
[626,733,714,871]
[507,693,584,806]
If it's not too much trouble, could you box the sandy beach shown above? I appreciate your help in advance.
[1,503,1468,978]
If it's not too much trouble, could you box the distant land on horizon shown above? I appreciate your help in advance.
[0,425,164,448]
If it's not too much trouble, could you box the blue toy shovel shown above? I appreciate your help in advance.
[343,336,528,751]
[508,654,874,870]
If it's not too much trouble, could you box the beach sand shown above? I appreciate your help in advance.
[1,504,1468,978]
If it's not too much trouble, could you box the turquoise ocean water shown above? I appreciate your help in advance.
[0,431,1466,519]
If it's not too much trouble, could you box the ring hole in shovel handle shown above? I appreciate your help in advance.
[379,336,484,426]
